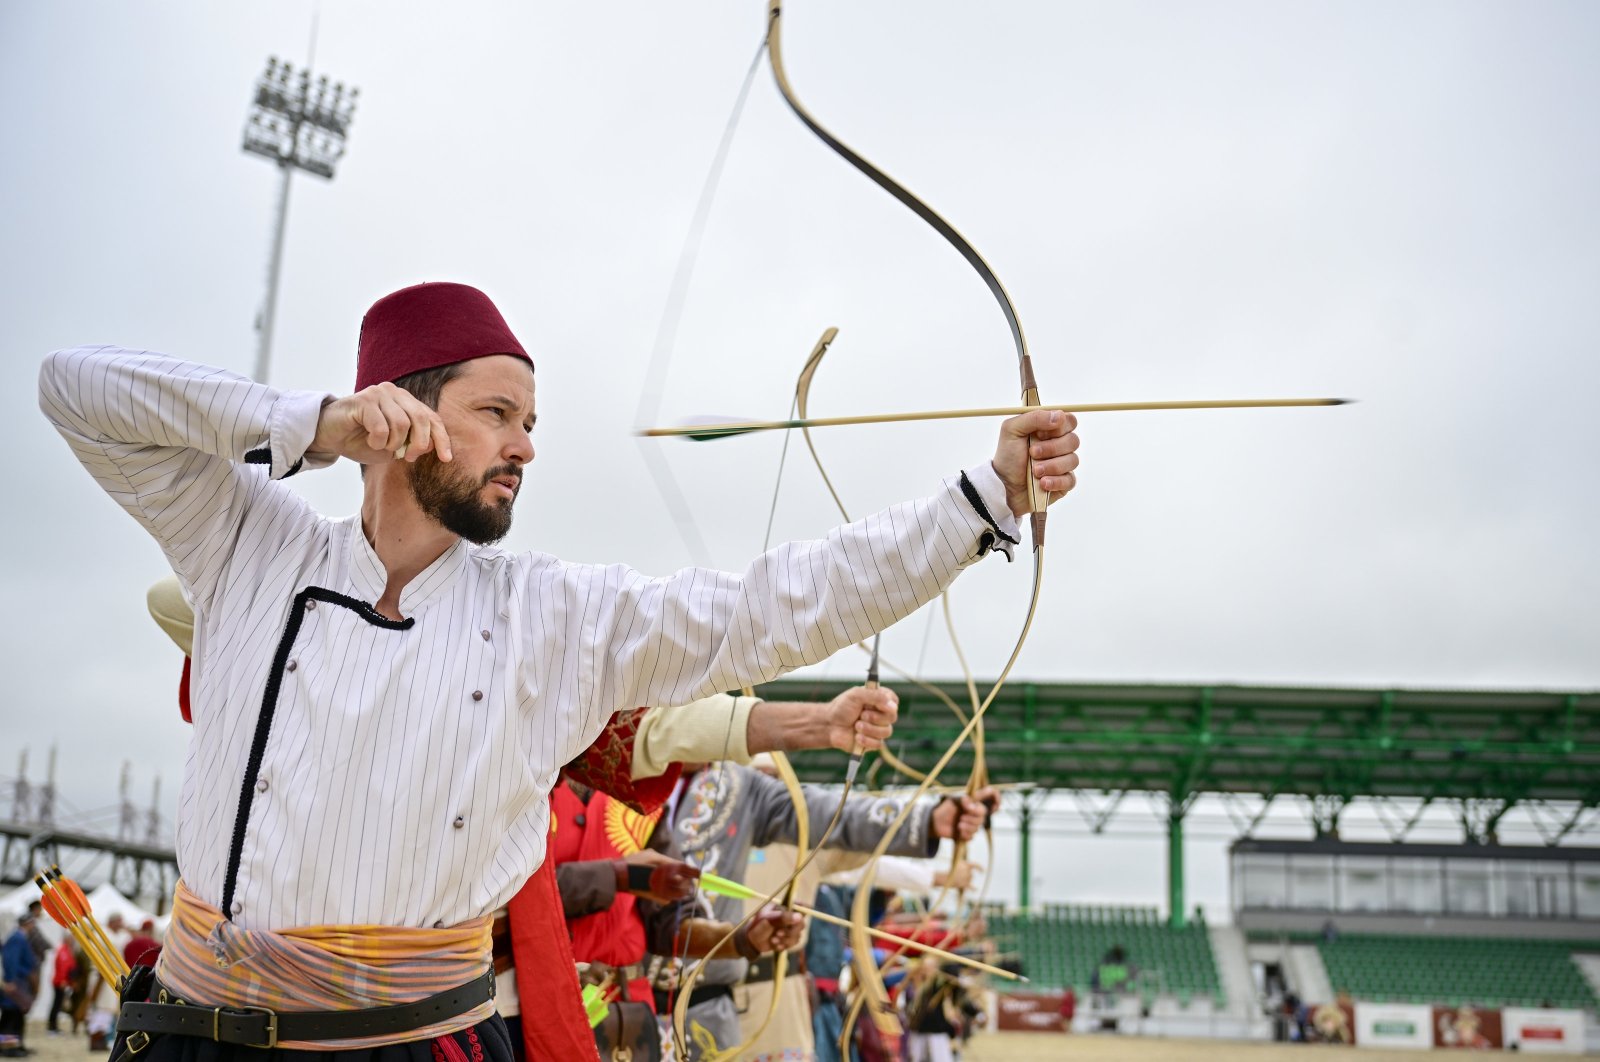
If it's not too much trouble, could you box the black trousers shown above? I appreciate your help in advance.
[49,984,77,1032]
[115,1014,516,1062]
[0,1007,24,1046]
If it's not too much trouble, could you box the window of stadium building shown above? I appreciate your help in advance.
[1336,856,1389,912]
[1529,863,1573,919]
[1289,855,1335,910]
[1443,859,1493,916]
[1390,857,1444,913]
[1239,853,1289,909]
[1577,871,1600,919]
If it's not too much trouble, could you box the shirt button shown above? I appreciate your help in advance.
[231,901,243,915]
[305,599,317,611]
[286,660,297,673]
[481,629,491,641]
[256,778,269,793]
[471,690,484,702]
[453,816,465,829]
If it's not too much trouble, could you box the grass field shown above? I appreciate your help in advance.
[961,1030,1525,1061]
[20,1021,1537,1060]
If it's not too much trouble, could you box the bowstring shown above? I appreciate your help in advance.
[634,37,768,566]
[635,34,769,1058]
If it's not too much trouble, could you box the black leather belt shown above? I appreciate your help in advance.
[653,982,731,1014]
[117,969,495,1049]
[742,949,807,985]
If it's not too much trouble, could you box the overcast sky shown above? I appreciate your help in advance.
[3,2,1597,914]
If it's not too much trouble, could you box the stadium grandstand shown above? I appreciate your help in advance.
[763,678,1600,1050]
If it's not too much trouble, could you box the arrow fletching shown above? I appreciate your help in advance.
[699,871,759,900]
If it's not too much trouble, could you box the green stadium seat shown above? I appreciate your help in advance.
[978,904,1224,1005]
[1314,933,1597,1013]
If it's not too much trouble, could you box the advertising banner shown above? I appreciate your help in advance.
[1432,1005,1503,1049]
[995,991,1067,1033]
[1355,1002,1433,1049]
[1501,1008,1586,1054]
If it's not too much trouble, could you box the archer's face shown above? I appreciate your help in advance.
[406,355,536,545]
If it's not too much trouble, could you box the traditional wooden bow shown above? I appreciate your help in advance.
[759,2,1057,1049]
[644,3,1347,1052]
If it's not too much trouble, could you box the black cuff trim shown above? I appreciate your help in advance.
[959,472,1019,561]
[244,446,304,479]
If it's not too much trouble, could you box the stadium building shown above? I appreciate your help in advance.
[768,679,1600,1053]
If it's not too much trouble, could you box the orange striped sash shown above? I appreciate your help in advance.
[154,882,493,1050]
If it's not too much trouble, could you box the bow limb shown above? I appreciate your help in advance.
[765,0,1048,550]
[708,746,808,1061]
[793,319,1006,1055]
[668,733,810,1061]
[837,549,1048,1051]
[766,2,1050,1046]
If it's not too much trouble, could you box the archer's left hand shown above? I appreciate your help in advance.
[827,685,900,754]
[992,409,1080,518]
[738,905,807,956]
[931,786,1000,842]
[618,850,700,903]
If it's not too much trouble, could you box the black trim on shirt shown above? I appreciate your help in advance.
[220,586,414,920]
[244,446,304,479]
[958,471,1018,561]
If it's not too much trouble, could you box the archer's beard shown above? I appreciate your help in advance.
[407,454,518,545]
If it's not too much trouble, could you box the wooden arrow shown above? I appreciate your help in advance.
[698,872,1024,982]
[641,397,1350,440]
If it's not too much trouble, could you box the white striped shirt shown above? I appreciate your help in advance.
[38,345,1018,931]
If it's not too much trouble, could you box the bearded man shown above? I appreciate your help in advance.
[39,280,1078,1061]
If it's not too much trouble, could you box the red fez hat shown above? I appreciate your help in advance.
[355,282,531,392]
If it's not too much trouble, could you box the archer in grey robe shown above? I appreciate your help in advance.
[663,762,944,1059]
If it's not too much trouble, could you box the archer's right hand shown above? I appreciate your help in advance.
[310,383,453,466]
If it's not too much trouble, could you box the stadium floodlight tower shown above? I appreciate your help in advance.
[241,56,359,383]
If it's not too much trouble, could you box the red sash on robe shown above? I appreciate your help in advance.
[509,859,598,1061]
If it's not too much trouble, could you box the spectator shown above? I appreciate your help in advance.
[1058,985,1076,1032]
[1320,918,1339,944]
[65,944,89,1036]
[1,913,41,1057]
[904,958,981,1062]
[1281,991,1307,1042]
[806,884,851,1062]
[22,905,48,967]
[48,937,78,1035]
[122,919,160,969]
[1092,944,1136,1000]
[102,913,130,958]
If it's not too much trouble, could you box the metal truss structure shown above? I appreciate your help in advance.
[762,679,1600,923]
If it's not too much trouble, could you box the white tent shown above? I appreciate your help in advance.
[85,882,157,930]
[0,880,44,922]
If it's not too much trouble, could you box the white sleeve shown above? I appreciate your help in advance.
[38,346,333,608]
[827,854,940,896]
[548,462,1020,722]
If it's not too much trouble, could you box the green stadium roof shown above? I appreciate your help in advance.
[757,679,1600,804]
